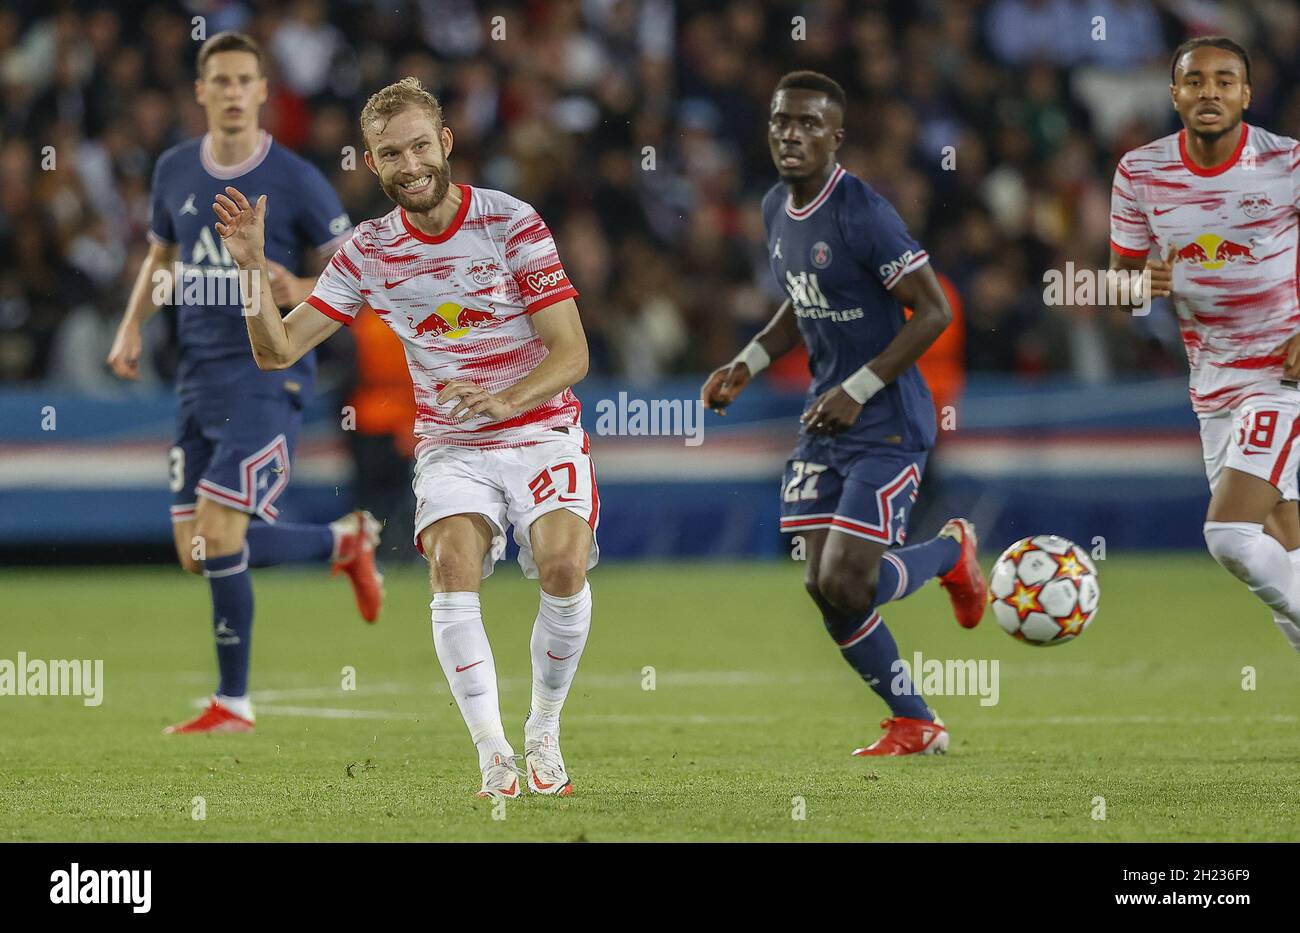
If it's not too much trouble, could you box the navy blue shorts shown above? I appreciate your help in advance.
[168,388,302,525]
[778,437,927,545]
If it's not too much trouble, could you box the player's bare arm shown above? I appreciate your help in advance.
[701,298,800,415]
[1108,243,1175,314]
[107,240,178,380]
[803,262,951,435]
[214,185,342,369]
[439,297,589,422]
[264,242,335,309]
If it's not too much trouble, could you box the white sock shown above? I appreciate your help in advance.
[216,693,253,721]
[1204,521,1300,625]
[1275,548,1300,651]
[430,592,512,767]
[526,583,593,739]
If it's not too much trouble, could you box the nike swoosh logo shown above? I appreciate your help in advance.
[546,650,577,661]
[556,496,584,503]
[384,275,425,289]
[455,660,485,672]
[531,766,554,790]
[1152,207,1178,215]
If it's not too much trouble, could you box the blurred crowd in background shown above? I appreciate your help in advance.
[2,0,1299,393]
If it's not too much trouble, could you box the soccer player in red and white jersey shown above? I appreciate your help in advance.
[1109,37,1300,651]
[213,78,596,797]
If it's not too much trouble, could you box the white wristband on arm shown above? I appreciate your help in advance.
[733,340,771,376]
[842,364,885,404]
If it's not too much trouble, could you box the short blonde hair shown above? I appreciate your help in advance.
[360,77,444,148]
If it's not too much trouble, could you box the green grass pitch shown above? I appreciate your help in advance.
[2,554,1298,841]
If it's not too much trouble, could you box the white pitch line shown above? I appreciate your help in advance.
[973,713,1300,726]
[256,705,425,721]
[254,705,773,725]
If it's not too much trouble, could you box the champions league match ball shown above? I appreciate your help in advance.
[988,535,1100,646]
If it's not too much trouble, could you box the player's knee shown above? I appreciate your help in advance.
[428,551,480,591]
[193,514,245,558]
[536,552,587,597]
[1203,520,1263,583]
[177,553,203,575]
[817,564,878,614]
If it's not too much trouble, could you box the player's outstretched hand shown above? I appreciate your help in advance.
[438,378,515,423]
[213,186,266,269]
[701,362,751,416]
[801,385,863,435]
[107,322,142,380]
[1144,242,1176,299]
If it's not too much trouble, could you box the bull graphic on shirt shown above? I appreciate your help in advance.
[407,302,500,339]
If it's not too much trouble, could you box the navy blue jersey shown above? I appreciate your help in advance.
[761,165,937,452]
[148,131,351,395]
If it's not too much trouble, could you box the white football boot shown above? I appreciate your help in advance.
[524,730,574,796]
[476,753,523,799]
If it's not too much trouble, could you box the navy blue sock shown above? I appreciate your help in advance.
[829,610,932,721]
[245,522,334,567]
[872,535,961,609]
[204,545,254,697]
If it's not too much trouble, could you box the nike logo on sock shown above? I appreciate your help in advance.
[546,650,577,661]
[455,660,485,672]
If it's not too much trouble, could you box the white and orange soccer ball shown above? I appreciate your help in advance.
[988,535,1099,646]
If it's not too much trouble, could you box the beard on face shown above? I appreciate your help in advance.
[383,154,451,212]
[1186,114,1241,145]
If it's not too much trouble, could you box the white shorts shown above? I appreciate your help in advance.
[412,426,601,579]
[1199,389,1300,501]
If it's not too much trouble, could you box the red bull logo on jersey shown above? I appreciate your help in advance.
[1239,193,1273,219]
[1175,234,1258,269]
[407,302,499,339]
[469,258,503,286]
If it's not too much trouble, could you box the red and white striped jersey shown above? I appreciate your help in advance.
[1110,124,1300,414]
[308,184,581,450]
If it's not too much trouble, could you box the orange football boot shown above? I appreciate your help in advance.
[937,518,987,629]
[331,510,384,623]
[852,715,948,756]
[163,697,254,735]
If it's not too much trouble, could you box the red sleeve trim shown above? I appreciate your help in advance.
[525,287,579,316]
[1109,240,1149,258]
[307,295,354,325]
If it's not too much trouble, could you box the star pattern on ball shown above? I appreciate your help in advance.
[1006,539,1037,562]
[1054,551,1087,581]
[1057,605,1090,638]
[1006,578,1045,621]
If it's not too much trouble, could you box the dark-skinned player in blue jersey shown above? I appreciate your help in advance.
[701,71,987,756]
[106,32,383,734]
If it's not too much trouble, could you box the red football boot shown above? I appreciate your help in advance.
[163,697,255,735]
[331,510,384,623]
[937,518,987,629]
[851,715,948,756]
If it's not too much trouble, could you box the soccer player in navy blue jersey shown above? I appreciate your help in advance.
[702,71,988,756]
[107,32,384,734]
